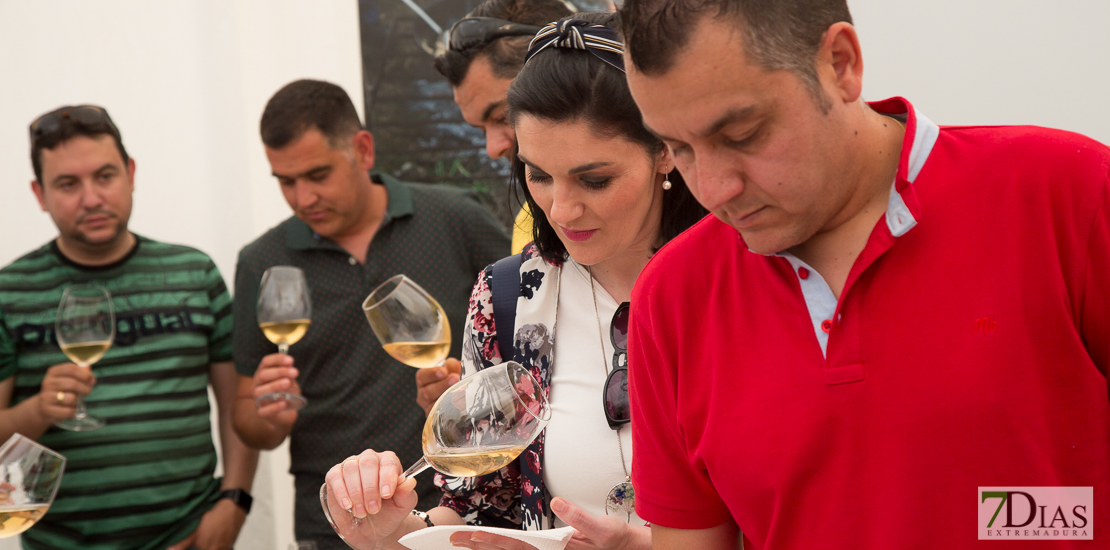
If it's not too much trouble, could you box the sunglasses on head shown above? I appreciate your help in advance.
[604,302,630,430]
[29,105,120,150]
[446,17,543,53]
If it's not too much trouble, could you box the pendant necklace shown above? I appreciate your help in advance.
[587,265,635,521]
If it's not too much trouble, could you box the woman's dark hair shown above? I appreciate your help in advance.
[507,11,707,265]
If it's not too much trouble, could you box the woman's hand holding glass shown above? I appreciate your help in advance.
[321,450,421,549]
[322,361,550,547]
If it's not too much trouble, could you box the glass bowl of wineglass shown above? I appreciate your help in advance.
[256,266,312,410]
[320,361,550,536]
[362,275,450,369]
[55,284,114,431]
[0,434,65,538]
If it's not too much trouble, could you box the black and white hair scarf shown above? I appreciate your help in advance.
[524,19,625,73]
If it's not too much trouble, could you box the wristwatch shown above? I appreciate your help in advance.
[219,488,253,514]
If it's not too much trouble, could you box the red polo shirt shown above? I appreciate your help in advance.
[629,97,1110,548]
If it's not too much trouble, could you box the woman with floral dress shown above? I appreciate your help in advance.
[322,12,706,550]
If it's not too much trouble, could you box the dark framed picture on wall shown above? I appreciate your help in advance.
[357,0,618,231]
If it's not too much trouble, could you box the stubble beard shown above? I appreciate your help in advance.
[69,215,129,250]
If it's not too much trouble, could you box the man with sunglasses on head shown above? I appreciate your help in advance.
[0,105,258,550]
[414,0,573,413]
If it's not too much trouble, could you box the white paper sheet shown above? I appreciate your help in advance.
[398,525,576,550]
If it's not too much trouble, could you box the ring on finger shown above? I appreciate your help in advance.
[56,391,65,404]
[342,457,359,469]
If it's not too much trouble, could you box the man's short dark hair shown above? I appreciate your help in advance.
[620,0,852,110]
[433,0,573,87]
[260,79,364,150]
[30,106,129,184]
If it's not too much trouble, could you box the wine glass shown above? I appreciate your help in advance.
[256,266,312,411]
[55,284,114,431]
[320,361,550,533]
[0,434,66,538]
[362,275,451,369]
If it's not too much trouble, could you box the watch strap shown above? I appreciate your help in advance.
[219,488,253,514]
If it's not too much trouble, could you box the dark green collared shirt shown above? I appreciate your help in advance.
[232,174,509,546]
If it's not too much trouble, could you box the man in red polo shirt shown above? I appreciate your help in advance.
[618,1,1110,548]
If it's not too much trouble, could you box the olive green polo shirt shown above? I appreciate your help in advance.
[232,174,509,546]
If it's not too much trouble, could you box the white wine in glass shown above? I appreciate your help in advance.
[410,361,550,479]
[362,275,451,369]
[0,434,65,538]
[55,284,114,431]
[58,342,111,366]
[256,266,312,411]
[422,443,530,477]
[320,361,551,536]
[260,319,311,347]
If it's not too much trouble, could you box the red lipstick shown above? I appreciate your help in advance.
[560,227,597,242]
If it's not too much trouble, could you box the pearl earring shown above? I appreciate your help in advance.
[662,179,672,190]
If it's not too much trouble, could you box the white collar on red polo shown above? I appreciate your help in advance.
[883,97,940,237]
[775,98,939,356]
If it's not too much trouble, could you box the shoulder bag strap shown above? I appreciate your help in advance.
[490,252,523,361]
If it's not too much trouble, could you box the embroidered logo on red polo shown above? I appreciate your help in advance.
[973,315,998,336]
[978,487,1092,540]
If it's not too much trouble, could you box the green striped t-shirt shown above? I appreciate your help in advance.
[0,235,232,550]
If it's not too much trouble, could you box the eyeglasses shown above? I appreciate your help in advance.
[29,105,120,150]
[604,302,630,430]
[446,17,542,53]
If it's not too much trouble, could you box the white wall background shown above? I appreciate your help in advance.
[0,0,1107,549]
[0,1,362,549]
[853,0,1109,144]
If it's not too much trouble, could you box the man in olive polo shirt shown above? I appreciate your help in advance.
[230,80,509,549]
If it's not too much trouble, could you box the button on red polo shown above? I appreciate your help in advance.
[820,319,832,333]
[797,267,809,280]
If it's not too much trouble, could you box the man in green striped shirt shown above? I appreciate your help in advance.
[0,105,258,549]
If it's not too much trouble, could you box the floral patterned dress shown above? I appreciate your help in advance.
[434,245,562,530]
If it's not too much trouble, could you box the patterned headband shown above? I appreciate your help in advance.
[524,19,625,73]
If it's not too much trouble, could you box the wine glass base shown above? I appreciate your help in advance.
[256,392,308,411]
[55,415,105,431]
[320,483,381,544]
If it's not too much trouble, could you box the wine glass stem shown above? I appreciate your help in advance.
[401,457,430,481]
[74,396,88,420]
[278,342,290,354]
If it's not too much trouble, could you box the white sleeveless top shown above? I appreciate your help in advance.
[543,260,644,526]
